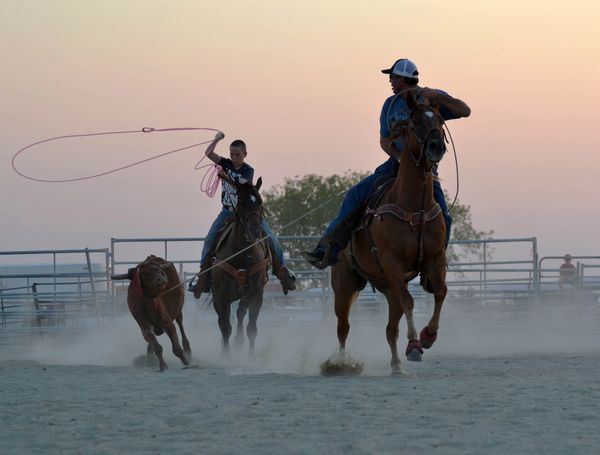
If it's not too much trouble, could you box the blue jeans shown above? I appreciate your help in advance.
[324,158,452,246]
[201,208,286,265]
[201,208,232,263]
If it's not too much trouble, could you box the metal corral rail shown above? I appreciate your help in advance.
[110,235,541,310]
[3,237,598,343]
[0,248,111,342]
[538,255,600,293]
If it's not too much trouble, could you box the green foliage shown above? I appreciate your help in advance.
[262,172,492,266]
[445,191,494,263]
[263,170,369,236]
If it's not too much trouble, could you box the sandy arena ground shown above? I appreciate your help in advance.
[1,297,599,454]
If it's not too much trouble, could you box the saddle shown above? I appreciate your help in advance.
[214,216,236,254]
[346,175,442,292]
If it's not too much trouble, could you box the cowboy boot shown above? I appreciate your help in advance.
[274,265,297,295]
[188,259,212,299]
[268,243,297,295]
[301,236,339,270]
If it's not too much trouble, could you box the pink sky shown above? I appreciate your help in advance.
[1,0,599,257]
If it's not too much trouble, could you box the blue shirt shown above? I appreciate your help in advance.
[379,88,459,152]
[218,158,254,211]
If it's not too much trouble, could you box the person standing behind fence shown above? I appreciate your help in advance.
[558,254,577,289]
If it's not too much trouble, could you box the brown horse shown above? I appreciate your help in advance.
[210,177,270,356]
[112,255,191,371]
[332,92,448,373]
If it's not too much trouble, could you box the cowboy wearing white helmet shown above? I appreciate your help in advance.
[303,58,471,269]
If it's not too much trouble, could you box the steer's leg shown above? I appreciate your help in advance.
[164,322,189,367]
[140,326,168,372]
[175,312,191,360]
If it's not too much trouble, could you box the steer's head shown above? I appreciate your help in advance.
[137,256,174,297]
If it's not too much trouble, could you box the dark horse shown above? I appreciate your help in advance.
[333,92,448,373]
[210,177,270,356]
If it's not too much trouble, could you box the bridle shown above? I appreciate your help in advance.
[232,189,264,243]
[401,109,447,167]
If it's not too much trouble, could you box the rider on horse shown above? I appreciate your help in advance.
[190,133,296,297]
[302,58,471,269]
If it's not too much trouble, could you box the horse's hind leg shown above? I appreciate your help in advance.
[175,312,191,360]
[331,257,363,357]
[164,322,189,367]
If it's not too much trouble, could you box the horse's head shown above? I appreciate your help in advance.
[405,91,446,165]
[233,177,264,243]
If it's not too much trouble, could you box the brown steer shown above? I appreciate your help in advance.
[112,255,191,371]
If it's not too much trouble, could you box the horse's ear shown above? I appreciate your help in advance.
[255,177,262,191]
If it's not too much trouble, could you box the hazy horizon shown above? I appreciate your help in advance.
[2,0,599,259]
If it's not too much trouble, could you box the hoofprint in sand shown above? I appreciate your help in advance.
[1,299,599,454]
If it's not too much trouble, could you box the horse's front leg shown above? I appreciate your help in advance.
[383,289,404,373]
[380,257,421,365]
[398,284,423,361]
[234,301,248,350]
[245,291,264,357]
[214,301,232,357]
[420,257,448,349]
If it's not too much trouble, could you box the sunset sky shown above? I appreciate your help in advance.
[1,0,599,258]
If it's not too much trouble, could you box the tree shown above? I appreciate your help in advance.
[262,172,492,266]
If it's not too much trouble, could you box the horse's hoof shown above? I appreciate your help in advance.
[405,339,423,362]
[419,327,438,349]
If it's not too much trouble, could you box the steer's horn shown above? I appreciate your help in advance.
[159,261,174,271]
[111,267,137,281]
[110,273,130,280]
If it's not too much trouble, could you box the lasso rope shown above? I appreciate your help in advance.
[11,126,223,183]
[194,155,223,198]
